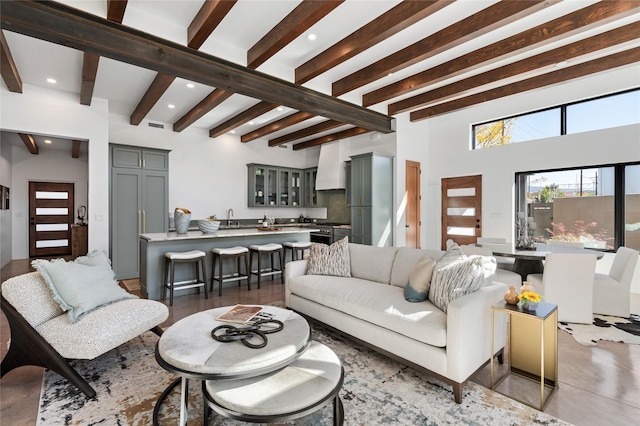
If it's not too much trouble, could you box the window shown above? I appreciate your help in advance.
[473,88,639,149]
[515,163,640,251]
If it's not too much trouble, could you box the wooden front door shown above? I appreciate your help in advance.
[441,175,482,250]
[29,181,74,257]
[405,160,421,248]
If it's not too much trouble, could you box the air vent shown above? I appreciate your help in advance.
[278,145,288,149]
[148,122,164,129]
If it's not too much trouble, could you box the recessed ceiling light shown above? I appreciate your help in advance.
[46,78,57,84]
[248,121,254,125]
[168,104,175,109]
[307,33,317,41]
[44,139,52,144]
[230,130,235,134]
[277,107,284,112]
[555,61,569,67]
[387,72,394,77]
[186,83,194,88]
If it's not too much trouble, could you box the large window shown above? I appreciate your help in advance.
[473,88,639,149]
[515,163,640,251]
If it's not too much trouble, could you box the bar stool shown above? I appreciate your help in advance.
[162,250,208,306]
[211,246,251,297]
[283,241,311,263]
[249,243,284,288]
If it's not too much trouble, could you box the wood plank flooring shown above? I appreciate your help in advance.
[1,259,639,425]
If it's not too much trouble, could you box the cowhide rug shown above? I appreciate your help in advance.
[558,313,640,347]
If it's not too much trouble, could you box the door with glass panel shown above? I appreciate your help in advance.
[29,181,74,257]
[441,175,482,250]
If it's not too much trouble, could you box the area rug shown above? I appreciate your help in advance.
[559,313,640,347]
[38,327,569,425]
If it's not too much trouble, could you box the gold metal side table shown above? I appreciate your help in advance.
[491,301,558,411]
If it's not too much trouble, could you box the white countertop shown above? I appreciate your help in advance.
[141,226,319,242]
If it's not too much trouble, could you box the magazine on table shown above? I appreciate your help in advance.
[215,304,292,324]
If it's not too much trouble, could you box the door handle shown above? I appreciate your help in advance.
[405,224,410,228]
[138,210,141,234]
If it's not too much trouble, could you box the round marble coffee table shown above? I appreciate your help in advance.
[154,305,310,425]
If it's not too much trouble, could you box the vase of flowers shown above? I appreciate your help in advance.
[518,291,542,311]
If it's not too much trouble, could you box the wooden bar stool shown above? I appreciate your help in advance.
[283,241,311,263]
[211,246,250,297]
[162,250,208,306]
[249,243,284,288]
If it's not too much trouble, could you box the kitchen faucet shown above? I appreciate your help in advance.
[227,208,234,226]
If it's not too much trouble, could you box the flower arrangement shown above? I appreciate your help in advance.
[518,291,542,311]
[518,291,542,304]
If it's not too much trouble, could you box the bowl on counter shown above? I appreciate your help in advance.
[198,219,221,233]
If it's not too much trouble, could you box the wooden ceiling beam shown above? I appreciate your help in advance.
[107,0,128,23]
[248,0,343,69]
[130,73,176,125]
[80,0,127,106]
[19,133,38,154]
[0,30,22,93]
[209,101,278,138]
[269,120,344,147]
[188,0,237,50]
[173,88,233,132]
[410,47,640,122]
[332,0,551,97]
[364,0,640,107]
[241,111,316,143]
[293,127,371,150]
[80,52,100,105]
[391,23,640,115]
[1,1,393,134]
[71,140,81,158]
[295,0,453,85]
[129,0,234,125]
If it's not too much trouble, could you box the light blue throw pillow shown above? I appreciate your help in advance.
[32,250,137,323]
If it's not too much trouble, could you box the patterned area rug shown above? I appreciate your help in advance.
[38,326,569,425]
[559,313,640,347]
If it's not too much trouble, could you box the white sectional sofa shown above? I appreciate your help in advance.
[285,243,514,403]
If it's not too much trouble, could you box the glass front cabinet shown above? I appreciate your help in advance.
[248,164,308,208]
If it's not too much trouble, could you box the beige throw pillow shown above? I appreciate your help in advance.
[306,237,351,277]
[404,255,436,302]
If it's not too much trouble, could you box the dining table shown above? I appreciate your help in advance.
[483,244,604,280]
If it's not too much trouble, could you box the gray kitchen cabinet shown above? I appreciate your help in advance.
[333,227,351,243]
[110,145,169,280]
[350,153,393,246]
[248,164,279,207]
[304,167,318,207]
[345,161,351,206]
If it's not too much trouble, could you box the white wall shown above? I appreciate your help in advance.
[9,145,88,258]
[109,113,321,221]
[0,85,109,254]
[396,65,640,292]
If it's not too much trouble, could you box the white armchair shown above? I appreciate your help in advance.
[593,246,638,318]
[527,253,598,324]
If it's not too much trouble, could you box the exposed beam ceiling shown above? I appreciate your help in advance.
[209,101,278,138]
[241,111,315,143]
[293,127,371,150]
[130,0,236,125]
[106,0,127,23]
[364,0,640,108]
[71,140,82,158]
[332,0,552,97]
[269,119,344,147]
[295,0,453,84]
[411,47,640,121]
[173,89,233,132]
[0,30,22,93]
[18,133,38,154]
[391,22,640,115]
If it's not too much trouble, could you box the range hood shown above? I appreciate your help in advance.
[315,142,346,190]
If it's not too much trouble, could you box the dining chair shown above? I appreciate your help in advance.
[593,246,638,318]
[527,253,597,324]
[460,244,521,287]
[547,240,585,249]
[474,237,515,271]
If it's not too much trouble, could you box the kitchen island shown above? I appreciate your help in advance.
[140,227,317,300]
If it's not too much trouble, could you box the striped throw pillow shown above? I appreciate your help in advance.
[306,237,351,277]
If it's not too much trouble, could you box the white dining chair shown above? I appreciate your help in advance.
[475,237,515,271]
[547,240,585,249]
[527,253,597,324]
[593,246,638,318]
[460,244,521,287]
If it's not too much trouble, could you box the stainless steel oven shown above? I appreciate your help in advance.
[310,224,332,244]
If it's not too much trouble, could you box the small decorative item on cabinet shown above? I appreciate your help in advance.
[504,286,519,305]
[520,281,535,293]
[518,291,542,311]
[174,208,191,234]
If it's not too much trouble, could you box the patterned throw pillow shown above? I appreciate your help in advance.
[404,255,436,302]
[428,244,496,313]
[306,237,351,277]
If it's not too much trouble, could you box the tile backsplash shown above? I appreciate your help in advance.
[317,189,350,223]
